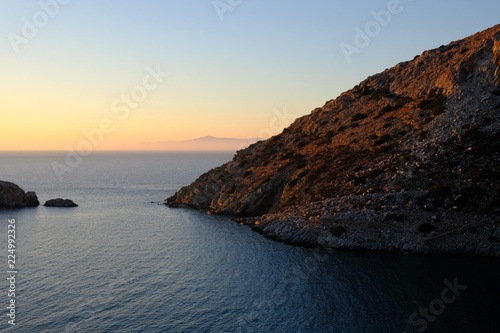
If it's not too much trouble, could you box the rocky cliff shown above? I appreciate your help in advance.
[167,25,500,256]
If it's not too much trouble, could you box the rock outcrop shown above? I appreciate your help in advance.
[0,181,39,208]
[44,198,78,207]
[166,25,500,256]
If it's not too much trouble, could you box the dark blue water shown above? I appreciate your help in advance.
[0,151,499,332]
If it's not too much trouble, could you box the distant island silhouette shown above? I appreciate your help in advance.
[123,136,263,151]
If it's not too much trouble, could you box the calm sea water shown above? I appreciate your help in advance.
[0,151,499,333]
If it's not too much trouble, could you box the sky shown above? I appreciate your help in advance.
[1,0,499,150]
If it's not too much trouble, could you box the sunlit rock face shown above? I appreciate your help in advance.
[166,26,500,255]
[168,25,500,216]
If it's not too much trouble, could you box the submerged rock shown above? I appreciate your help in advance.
[44,198,78,207]
[0,180,39,207]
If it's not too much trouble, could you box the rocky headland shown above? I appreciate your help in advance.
[167,25,500,256]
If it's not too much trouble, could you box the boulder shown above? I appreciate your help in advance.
[0,180,39,207]
[44,198,78,207]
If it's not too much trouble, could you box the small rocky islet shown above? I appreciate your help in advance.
[0,180,77,208]
[44,198,78,207]
[0,180,39,207]
[167,25,500,256]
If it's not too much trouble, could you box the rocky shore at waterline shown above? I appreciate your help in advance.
[237,191,500,256]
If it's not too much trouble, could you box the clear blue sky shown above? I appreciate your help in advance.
[1,0,499,149]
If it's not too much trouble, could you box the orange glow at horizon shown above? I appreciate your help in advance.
[2,101,294,150]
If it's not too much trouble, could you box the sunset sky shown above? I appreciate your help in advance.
[1,0,499,150]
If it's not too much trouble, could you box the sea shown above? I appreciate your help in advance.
[0,151,498,333]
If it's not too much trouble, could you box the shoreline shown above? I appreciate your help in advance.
[234,192,500,257]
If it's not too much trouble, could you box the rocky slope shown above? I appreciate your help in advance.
[0,181,39,207]
[167,25,500,256]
